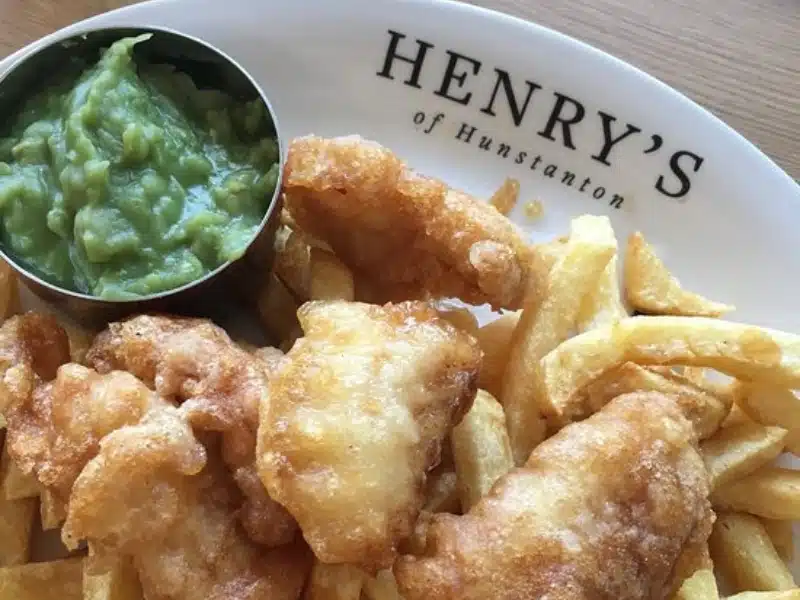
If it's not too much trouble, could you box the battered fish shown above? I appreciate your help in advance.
[394,392,714,600]
[257,300,481,572]
[86,315,297,548]
[0,315,312,600]
[283,135,533,310]
[62,408,311,600]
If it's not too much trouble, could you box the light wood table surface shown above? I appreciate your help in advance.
[0,0,797,181]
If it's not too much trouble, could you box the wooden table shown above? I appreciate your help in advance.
[1,0,798,181]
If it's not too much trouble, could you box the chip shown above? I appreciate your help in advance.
[362,569,404,600]
[503,214,616,463]
[0,557,83,600]
[474,312,519,400]
[576,254,627,333]
[737,385,800,455]
[708,512,795,592]
[673,569,719,600]
[534,316,800,426]
[700,422,787,490]
[451,390,513,510]
[83,554,142,600]
[712,468,800,520]
[583,363,731,439]
[624,231,734,317]
[304,561,364,600]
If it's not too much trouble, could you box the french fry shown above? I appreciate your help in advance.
[274,227,355,302]
[711,468,800,520]
[474,311,519,399]
[362,569,404,600]
[708,512,795,592]
[737,385,800,454]
[503,215,616,464]
[1,441,39,501]
[450,390,513,510]
[40,488,67,531]
[274,226,312,299]
[700,422,787,489]
[257,273,301,345]
[304,561,364,600]
[727,591,800,600]
[673,569,719,600]
[534,316,800,426]
[0,414,5,430]
[83,554,142,600]
[760,518,795,562]
[488,178,520,216]
[0,260,18,323]
[583,363,731,439]
[723,403,755,429]
[308,247,355,301]
[0,486,36,566]
[624,231,734,317]
[576,254,627,333]
[0,557,83,600]
[423,467,461,514]
[59,319,100,365]
[435,304,480,338]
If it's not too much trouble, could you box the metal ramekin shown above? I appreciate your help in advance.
[0,26,283,326]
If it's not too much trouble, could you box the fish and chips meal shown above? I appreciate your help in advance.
[1,130,800,600]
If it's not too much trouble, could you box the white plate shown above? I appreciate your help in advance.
[3,0,800,582]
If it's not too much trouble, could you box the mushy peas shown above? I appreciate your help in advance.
[0,34,279,299]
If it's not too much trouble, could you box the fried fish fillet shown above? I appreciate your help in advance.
[0,313,70,413]
[61,406,311,600]
[0,315,311,600]
[257,300,481,572]
[86,315,297,548]
[394,392,714,600]
[283,135,533,310]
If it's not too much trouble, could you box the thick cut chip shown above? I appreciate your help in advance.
[711,468,800,520]
[576,254,627,333]
[82,554,142,600]
[534,316,800,425]
[727,592,800,600]
[434,304,479,339]
[700,422,787,489]
[1,441,39,500]
[257,273,302,345]
[737,384,800,454]
[760,518,794,563]
[584,363,731,439]
[708,512,795,592]
[450,390,513,510]
[502,214,616,464]
[0,558,83,600]
[362,570,404,600]
[308,248,355,301]
[40,488,67,531]
[474,312,519,400]
[624,232,734,317]
[0,260,18,324]
[304,562,364,600]
[0,483,35,565]
[673,569,719,600]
